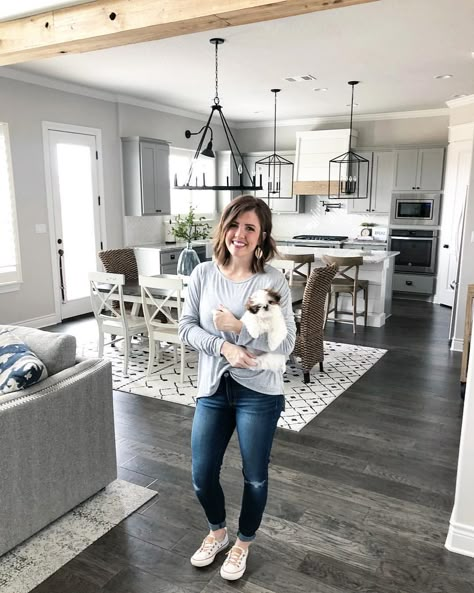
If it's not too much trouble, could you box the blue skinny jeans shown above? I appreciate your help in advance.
[191,372,284,542]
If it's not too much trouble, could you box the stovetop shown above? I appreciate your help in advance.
[292,234,349,241]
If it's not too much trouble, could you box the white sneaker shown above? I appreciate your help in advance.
[190,531,229,567]
[220,545,249,581]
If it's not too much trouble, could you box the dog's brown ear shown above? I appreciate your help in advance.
[246,296,258,313]
[266,288,281,304]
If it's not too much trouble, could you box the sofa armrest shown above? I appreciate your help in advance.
[0,357,117,557]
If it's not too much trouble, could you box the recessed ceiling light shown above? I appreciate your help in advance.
[434,74,453,79]
[313,87,328,92]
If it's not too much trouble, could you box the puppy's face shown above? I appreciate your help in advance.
[246,289,281,316]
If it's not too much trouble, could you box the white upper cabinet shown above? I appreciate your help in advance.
[122,137,171,216]
[393,147,445,191]
[348,150,395,214]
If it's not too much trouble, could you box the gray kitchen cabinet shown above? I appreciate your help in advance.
[393,147,445,191]
[347,150,394,214]
[122,136,171,216]
[393,272,435,294]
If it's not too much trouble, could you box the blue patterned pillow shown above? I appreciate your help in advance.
[0,330,48,395]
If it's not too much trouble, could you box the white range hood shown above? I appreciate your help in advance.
[293,129,357,195]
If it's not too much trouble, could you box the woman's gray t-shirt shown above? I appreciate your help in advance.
[178,261,296,397]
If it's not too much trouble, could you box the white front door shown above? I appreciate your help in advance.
[437,140,472,307]
[45,127,103,320]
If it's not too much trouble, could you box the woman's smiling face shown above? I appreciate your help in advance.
[225,209,263,263]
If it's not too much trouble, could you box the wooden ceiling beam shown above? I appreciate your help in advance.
[0,0,378,66]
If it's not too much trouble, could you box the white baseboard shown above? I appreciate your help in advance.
[13,313,59,329]
[446,519,474,558]
[451,338,464,352]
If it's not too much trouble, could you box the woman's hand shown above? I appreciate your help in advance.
[213,305,243,334]
[221,342,257,368]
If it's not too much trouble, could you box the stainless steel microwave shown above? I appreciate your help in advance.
[390,193,441,226]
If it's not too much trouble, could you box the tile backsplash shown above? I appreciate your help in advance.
[271,196,388,239]
[124,196,388,247]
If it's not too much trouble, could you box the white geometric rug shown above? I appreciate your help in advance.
[79,338,386,432]
[0,480,156,593]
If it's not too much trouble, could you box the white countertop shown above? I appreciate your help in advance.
[278,245,399,264]
[131,240,211,251]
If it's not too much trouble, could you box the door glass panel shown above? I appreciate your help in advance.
[56,143,96,301]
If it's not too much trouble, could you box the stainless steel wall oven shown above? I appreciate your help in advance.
[389,229,438,275]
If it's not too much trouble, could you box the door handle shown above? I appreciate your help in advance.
[406,280,413,286]
[443,244,449,248]
[58,248,65,302]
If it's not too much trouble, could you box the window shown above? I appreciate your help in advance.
[0,123,22,291]
[169,147,216,215]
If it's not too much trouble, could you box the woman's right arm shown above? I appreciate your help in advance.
[178,265,225,357]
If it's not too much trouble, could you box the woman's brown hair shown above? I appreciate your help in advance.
[213,195,277,273]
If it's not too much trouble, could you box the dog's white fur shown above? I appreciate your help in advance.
[241,289,288,372]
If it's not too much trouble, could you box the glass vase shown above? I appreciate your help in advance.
[177,242,200,276]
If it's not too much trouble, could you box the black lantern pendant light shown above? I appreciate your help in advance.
[255,89,294,201]
[328,81,369,200]
[174,38,262,192]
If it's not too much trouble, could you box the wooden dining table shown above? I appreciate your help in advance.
[98,271,303,316]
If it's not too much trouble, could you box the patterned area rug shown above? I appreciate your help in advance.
[0,480,155,593]
[79,338,386,432]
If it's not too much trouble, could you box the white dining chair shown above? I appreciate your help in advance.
[89,271,148,375]
[139,274,186,383]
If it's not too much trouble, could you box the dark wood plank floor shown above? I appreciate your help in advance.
[36,300,474,593]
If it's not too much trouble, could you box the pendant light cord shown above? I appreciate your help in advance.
[273,90,277,154]
[214,42,220,105]
[348,82,354,153]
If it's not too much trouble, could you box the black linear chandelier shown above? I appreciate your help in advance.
[328,80,369,200]
[174,38,262,192]
[255,89,294,201]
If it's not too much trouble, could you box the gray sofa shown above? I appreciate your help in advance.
[0,325,117,557]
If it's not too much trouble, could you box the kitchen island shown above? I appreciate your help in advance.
[277,245,399,328]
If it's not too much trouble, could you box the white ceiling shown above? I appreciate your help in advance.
[3,0,474,124]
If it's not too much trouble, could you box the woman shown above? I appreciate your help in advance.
[178,195,296,581]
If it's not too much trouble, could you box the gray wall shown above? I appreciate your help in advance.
[0,72,452,327]
[0,77,123,326]
[118,103,231,149]
[0,78,234,326]
[235,114,449,152]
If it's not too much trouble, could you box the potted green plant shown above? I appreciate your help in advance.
[172,207,212,275]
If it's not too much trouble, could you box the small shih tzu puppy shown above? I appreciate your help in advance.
[241,288,288,372]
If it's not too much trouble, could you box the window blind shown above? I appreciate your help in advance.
[169,147,216,215]
[0,123,22,286]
